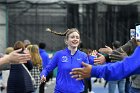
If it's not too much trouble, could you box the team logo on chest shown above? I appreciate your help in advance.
[62,56,68,62]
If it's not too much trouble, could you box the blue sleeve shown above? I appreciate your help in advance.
[91,46,140,81]
[41,53,50,69]
[88,56,95,65]
[40,52,58,77]
[83,53,89,64]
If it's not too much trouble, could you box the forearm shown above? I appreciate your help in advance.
[119,38,137,55]
[91,46,140,80]
[0,55,10,66]
[40,69,48,77]
[40,62,57,77]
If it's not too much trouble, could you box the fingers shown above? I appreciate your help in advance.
[92,50,98,56]
[112,49,126,55]
[120,48,125,53]
[120,48,127,56]
[94,58,100,64]
[9,49,31,64]
[71,68,83,74]
[71,74,79,78]
[110,52,127,58]
[81,62,88,67]
[70,68,84,79]
[23,49,30,54]
[76,77,84,80]
[17,54,30,63]
[41,75,46,83]
[112,50,122,55]
[70,74,84,80]
[16,61,27,64]
[14,49,22,53]
[94,58,100,62]
[110,54,122,58]
[20,54,31,59]
[105,45,110,48]
[94,55,106,64]
[70,71,82,76]
[96,53,103,57]
[105,45,112,50]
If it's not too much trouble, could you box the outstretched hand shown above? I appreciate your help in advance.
[41,75,46,83]
[94,53,106,64]
[70,62,92,80]
[109,48,128,61]
[9,49,31,64]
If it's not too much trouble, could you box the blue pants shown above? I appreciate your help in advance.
[125,77,131,93]
[108,79,126,93]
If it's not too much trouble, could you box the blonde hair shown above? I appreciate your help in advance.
[27,45,42,68]
[5,47,14,54]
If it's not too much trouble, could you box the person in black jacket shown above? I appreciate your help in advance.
[7,41,34,93]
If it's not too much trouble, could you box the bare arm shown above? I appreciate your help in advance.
[0,49,31,66]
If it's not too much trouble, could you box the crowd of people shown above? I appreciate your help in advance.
[0,28,140,93]
[0,40,52,93]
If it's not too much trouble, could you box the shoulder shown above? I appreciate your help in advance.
[78,50,86,54]
[53,50,65,57]
[77,50,87,56]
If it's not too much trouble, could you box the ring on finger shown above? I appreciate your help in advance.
[78,74,82,78]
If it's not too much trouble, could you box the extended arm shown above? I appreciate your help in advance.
[92,46,140,80]
[71,46,140,81]
[0,49,31,66]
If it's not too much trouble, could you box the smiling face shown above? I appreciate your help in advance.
[65,31,80,49]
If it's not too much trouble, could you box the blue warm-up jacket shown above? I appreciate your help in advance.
[40,48,89,93]
[91,46,140,81]
[39,49,50,69]
[88,55,95,65]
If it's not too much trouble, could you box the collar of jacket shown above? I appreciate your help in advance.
[65,47,79,56]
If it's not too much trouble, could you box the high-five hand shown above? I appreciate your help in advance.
[70,62,92,80]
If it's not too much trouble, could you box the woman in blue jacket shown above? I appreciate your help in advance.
[70,45,140,81]
[40,28,89,93]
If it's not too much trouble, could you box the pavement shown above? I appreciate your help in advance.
[92,78,108,93]
[43,78,119,93]
[44,79,55,93]
[0,78,119,93]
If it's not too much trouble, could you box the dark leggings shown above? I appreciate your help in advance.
[39,82,46,93]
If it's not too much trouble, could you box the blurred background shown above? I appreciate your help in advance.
[0,0,140,52]
[1,0,140,93]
